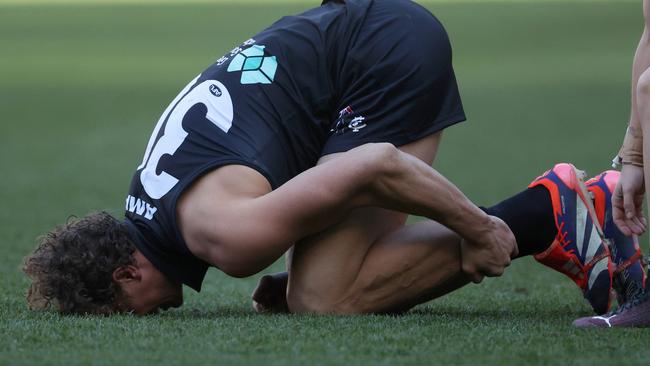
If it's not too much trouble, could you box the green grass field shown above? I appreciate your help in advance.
[1,1,649,365]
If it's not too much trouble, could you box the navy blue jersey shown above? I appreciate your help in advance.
[124,0,466,291]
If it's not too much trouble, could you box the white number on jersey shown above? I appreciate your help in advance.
[138,77,234,199]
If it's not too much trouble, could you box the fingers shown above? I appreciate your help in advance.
[622,192,646,235]
[487,268,505,277]
[509,241,519,259]
[470,273,484,284]
[613,184,644,235]
[614,216,633,236]
[629,215,646,235]
[613,197,633,236]
[252,300,266,313]
[634,204,647,233]
[488,216,519,258]
[464,262,507,283]
[251,274,272,302]
[461,261,484,284]
[486,263,507,277]
[459,226,513,285]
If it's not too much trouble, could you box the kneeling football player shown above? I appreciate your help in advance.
[23,0,646,320]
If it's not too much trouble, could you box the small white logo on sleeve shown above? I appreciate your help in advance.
[125,195,158,220]
[209,84,222,97]
[348,116,367,132]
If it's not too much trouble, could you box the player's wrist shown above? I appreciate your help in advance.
[612,155,644,169]
[615,126,644,169]
[612,155,623,169]
[453,208,495,246]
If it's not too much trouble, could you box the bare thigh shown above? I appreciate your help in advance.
[287,133,469,314]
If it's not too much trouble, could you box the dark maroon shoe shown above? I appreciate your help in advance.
[573,290,650,328]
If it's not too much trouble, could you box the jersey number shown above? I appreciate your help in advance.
[138,77,234,199]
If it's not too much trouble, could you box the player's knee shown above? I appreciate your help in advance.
[287,284,366,315]
[287,286,334,314]
[286,286,330,314]
[637,68,650,97]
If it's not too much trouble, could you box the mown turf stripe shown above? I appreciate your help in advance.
[0,0,638,6]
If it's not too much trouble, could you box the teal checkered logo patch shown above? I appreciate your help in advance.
[227,45,278,85]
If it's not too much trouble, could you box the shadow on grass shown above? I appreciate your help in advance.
[161,306,267,319]
[409,306,586,322]
[157,304,587,323]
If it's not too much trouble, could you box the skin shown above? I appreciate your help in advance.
[112,250,183,315]
[105,1,650,316]
[614,0,650,237]
[176,138,517,276]
[285,133,472,314]
[112,21,650,313]
[111,133,517,314]
[172,133,517,314]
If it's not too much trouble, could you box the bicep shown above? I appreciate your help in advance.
[251,143,403,240]
[238,153,377,245]
[215,145,389,275]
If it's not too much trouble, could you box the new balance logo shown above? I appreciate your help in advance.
[125,195,158,220]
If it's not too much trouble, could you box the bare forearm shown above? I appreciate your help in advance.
[235,144,488,261]
[369,148,491,240]
[219,143,503,276]
[362,145,516,279]
[630,30,650,129]
[620,11,650,163]
[286,144,488,236]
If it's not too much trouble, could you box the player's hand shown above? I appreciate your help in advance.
[613,164,647,236]
[460,216,518,284]
[251,271,290,314]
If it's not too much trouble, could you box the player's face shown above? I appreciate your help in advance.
[125,271,183,315]
[116,251,184,315]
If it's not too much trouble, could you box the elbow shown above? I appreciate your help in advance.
[356,142,401,178]
[365,142,402,185]
[218,259,261,278]
[374,142,401,163]
[211,247,263,278]
[346,143,402,205]
[213,244,277,278]
[221,266,255,279]
[212,253,245,277]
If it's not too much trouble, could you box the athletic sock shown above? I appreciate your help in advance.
[482,186,556,258]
